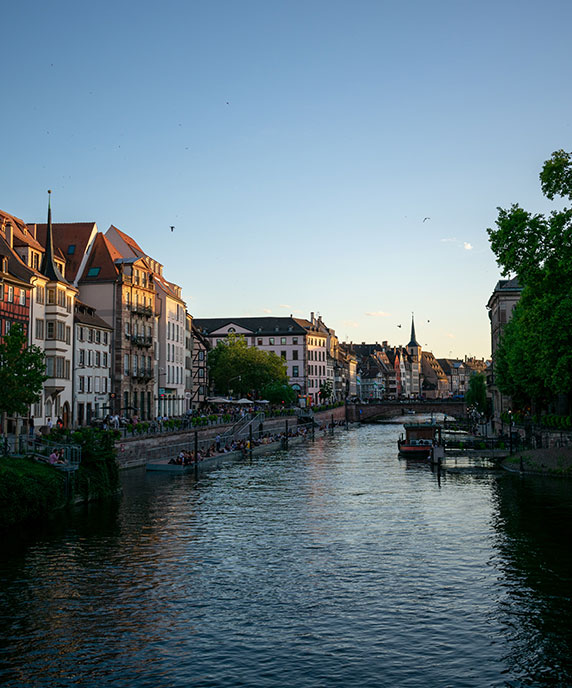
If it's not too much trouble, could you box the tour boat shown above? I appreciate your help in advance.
[398,421,443,460]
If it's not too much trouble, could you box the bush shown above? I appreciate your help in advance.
[0,457,66,527]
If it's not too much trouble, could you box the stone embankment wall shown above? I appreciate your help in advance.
[116,406,347,470]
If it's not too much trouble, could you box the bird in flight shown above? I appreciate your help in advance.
[170,226,175,232]
[397,324,402,328]
[423,217,430,222]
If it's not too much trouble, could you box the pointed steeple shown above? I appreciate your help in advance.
[408,314,419,348]
[41,190,67,283]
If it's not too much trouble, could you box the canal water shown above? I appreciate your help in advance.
[1,421,571,687]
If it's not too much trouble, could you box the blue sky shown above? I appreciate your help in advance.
[3,0,571,359]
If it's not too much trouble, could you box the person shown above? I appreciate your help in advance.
[47,418,53,431]
[49,450,58,464]
[29,415,35,437]
[56,417,63,429]
[216,434,221,452]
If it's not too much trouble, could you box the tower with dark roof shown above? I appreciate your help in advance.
[406,314,421,397]
[41,191,67,283]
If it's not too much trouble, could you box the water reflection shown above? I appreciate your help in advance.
[0,424,571,687]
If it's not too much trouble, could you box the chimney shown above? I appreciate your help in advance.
[310,311,314,324]
[5,221,13,248]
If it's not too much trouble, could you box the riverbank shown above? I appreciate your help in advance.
[502,447,572,478]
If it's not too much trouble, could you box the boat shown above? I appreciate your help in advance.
[398,421,443,460]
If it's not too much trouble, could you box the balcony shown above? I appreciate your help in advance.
[131,334,153,347]
[129,304,154,318]
[131,368,154,382]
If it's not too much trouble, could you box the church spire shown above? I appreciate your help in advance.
[408,313,419,348]
[41,190,66,283]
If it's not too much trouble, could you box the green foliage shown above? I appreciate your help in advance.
[261,381,297,405]
[465,373,488,415]
[0,323,47,417]
[0,457,66,527]
[488,150,572,410]
[319,380,333,403]
[208,334,288,397]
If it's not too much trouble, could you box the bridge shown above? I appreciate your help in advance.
[346,400,466,423]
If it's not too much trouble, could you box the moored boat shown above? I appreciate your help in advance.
[398,421,443,460]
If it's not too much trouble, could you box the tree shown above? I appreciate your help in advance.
[487,150,572,411]
[208,334,289,397]
[319,380,333,403]
[0,323,47,419]
[465,373,488,416]
[260,381,297,405]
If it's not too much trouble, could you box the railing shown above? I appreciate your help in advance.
[131,334,153,347]
[221,412,266,444]
[129,304,154,317]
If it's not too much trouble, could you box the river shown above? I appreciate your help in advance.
[1,421,571,687]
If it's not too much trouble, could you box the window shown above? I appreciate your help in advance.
[88,350,93,366]
[57,289,65,307]
[67,245,76,255]
[79,376,85,393]
[66,296,72,313]
[198,351,204,361]
[87,267,100,277]
[257,338,263,346]
[79,349,85,366]
[95,330,101,344]
[103,352,108,367]
[46,321,55,339]
[94,377,100,393]
[33,253,39,270]
[281,337,286,345]
[96,351,101,366]
[47,288,56,304]
[199,368,204,378]
[124,355,129,376]
[87,329,93,343]
[269,337,275,345]
[19,289,26,305]
[281,351,287,360]
[46,357,54,377]
[293,350,298,360]
[87,376,92,393]
[55,357,64,378]
[125,292,130,306]
[103,332,108,345]
[56,321,65,341]
[293,366,299,377]
[66,326,71,344]
[7,286,13,303]
[35,319,44,340]
[35,286,44,304]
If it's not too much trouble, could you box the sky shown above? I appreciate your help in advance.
[3,0,572,360]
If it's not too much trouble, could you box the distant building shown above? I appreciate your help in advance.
[73,300,113,425]
[486,277,522,429]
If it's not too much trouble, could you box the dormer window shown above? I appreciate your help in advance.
[0,257,7,273]
[87,267,100,277]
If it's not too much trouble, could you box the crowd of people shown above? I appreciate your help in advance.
[167,425,313,466]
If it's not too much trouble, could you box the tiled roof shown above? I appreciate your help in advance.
[194,316,308,336]
[108,224,145,255]
[31,222,97,282]
[80,233,121,281]
[74,300,113,330]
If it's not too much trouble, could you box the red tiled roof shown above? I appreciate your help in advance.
[108,224,145,254]
[80,233,121,281]
[31,222,97,282]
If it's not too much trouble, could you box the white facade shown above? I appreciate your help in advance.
[73,308,112,425]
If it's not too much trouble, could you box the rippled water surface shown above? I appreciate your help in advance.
[1,422,572,687]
